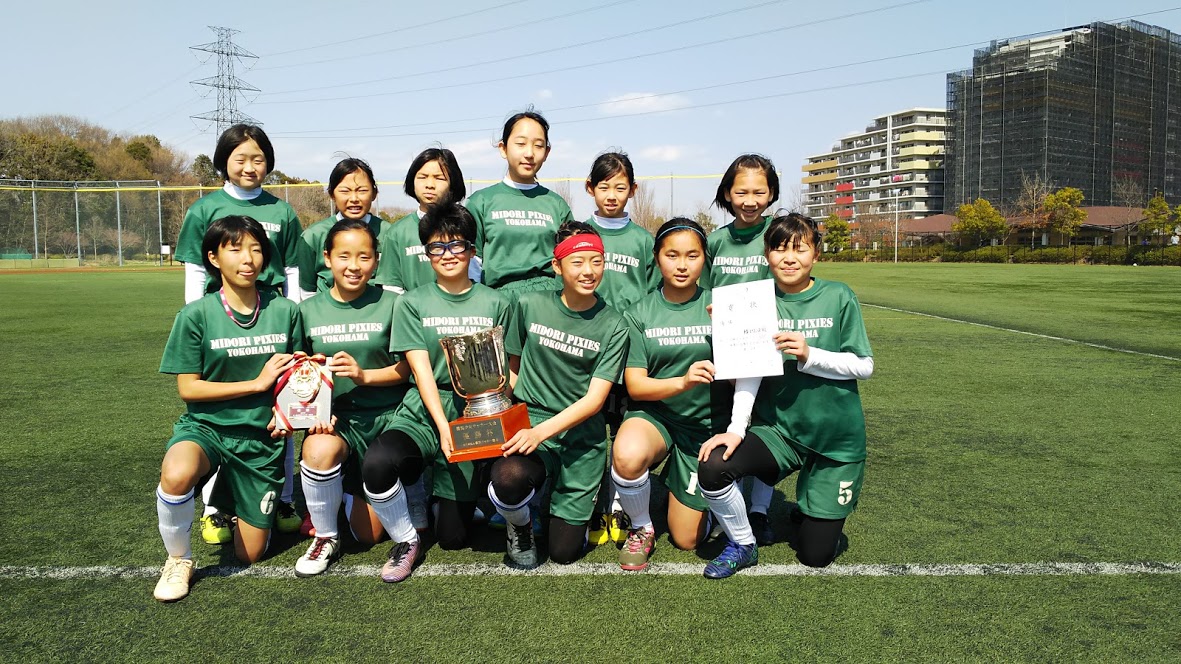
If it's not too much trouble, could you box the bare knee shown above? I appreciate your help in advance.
[669,529,700,551]
[302,435,346,470]
[159,458,200,495]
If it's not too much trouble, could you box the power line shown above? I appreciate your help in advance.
[258,0,792,96]
[98,65,203,123]
[255,1,635,72]
[256,0,529,59]
[256,0,933,105]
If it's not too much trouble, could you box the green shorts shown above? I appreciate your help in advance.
[624,410,709,512]
[168,415,282,529]
[386,388,477,502]
[530,406,609,525]
[495,276,558,305]
[748,425,865,520]
[332,407,400,498]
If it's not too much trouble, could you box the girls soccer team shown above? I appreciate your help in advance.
[155,113,874,601]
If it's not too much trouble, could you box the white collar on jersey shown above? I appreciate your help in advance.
[502,176,538,191]
[223,181,263,201]
[335,212,373,223]
[592,212,632,230]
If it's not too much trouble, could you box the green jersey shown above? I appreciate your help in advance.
[700,217,771,289]
[297,214,386,294]
[375,211,436,293]
[175,188,302,293]
[588,217,658,312]
[468,182,574,289]
[159,290,301,431]
[390,282,512,389]
[297,285,404,412]
[752,277,873,462]
[624,288,732,432]
[506,291,629,416]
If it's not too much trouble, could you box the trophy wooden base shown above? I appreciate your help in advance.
[445,403,532,463]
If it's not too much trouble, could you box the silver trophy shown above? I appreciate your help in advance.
[439,326,514,418]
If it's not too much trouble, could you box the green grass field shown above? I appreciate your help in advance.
[2,263,1179,662]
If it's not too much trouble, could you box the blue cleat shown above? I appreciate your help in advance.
[703,539,758,579]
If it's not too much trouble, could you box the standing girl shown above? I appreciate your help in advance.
[362,200,511,582]
[486,221,629,567]
[375,148,467,294]
[696,213,874,579]
[611,218,732,571]
[154,216,300,601]
[296,158,384,298]
[701,153,782,541]
[294,219,410,577]
[173,124,303,542]
[467,110,574,301]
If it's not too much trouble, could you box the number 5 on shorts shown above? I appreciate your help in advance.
[837,481,853,506]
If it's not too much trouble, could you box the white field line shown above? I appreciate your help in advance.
[862,303,1181,362]
[2,561,1180,581]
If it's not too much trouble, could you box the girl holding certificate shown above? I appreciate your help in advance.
[611,219,732,571]
[154,216,301,601]
[696,213,874,579]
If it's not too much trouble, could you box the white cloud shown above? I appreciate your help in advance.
[599,92,691,116]
[535,88,553,100]
[638,144,706,163]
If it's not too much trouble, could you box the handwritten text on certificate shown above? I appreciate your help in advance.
[711,279,784,380]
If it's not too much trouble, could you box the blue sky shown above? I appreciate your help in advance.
[5,0,1180,220]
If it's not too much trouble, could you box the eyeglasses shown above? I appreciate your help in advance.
[425,239,473,257]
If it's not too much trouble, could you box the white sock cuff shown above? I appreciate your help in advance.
[488,485,534,513]
[300,461,342,482]
[156,486,195,505]
[364,480,403,504]
[610,466,649,490]
[701,481,739,500]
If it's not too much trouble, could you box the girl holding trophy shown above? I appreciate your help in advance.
[361,200,511,582]
[293,219,411,578]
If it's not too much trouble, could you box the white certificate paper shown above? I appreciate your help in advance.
[711,279,785,380]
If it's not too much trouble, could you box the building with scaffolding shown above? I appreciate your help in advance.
[946,21,1181,210]
[802,108,947,224]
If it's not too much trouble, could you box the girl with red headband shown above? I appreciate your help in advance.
[486,221,630,568]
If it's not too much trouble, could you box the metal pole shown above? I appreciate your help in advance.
[894,189,899,263]
[74,187,81,264]
[31,182,39,260]
[116,182,124,267]
[669,173,674,215]
[157,181,164,267]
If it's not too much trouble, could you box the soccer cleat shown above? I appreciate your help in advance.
[295,536,341,578]
[488,512,507,530]
[618,527,656,571]
[275,501,301,534]
[749,511,774,547]
[380,538,422,583]
[587,512,610,546]
[409,496,429,533]
[200,512,233,545]
[299,512,316,538]
[703,540,759,579]
[608,510,631,544]
[153,556,194,602]
[505,522,538,569]
[531,512,543,536]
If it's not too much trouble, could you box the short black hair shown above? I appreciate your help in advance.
[419,199,477,245]
[764,213,821,252]
[500,108,550,146]
[403,147,466,202]
[587,150,635,187]
[324,218,378,254]
[713,153,780,216]
[328,157,378,197]
[200,215,273,285]
[212,124,275,180]
[653,217,707,254]
[554,220,598,244]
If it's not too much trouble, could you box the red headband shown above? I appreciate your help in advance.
[554,233,605,260]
